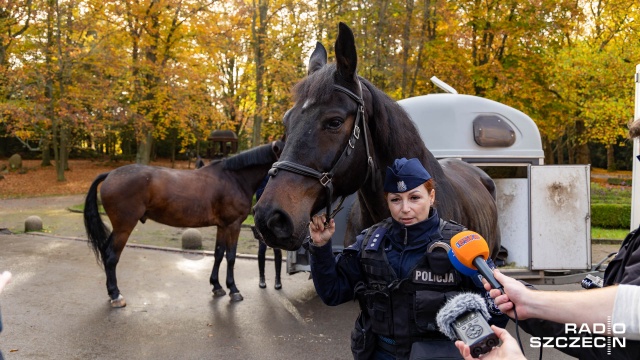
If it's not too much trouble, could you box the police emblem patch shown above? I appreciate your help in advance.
[397,180,407,192]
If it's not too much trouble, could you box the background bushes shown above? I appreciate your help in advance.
[591,203,631,228]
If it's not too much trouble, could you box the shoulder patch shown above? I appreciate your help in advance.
[364,226,387,252]
[359,218,393,252]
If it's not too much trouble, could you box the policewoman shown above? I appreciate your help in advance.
[308,158,506,360]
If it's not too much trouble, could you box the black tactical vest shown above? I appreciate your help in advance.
[356,218,467,357]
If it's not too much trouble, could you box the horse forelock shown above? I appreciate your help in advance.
[292,64,336,106]
[222,143,276,171]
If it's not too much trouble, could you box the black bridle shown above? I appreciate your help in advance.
[268,81,376,223]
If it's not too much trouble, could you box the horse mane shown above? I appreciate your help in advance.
[220,143,275,171]
[359,78,429,160]
[630,117,640,139]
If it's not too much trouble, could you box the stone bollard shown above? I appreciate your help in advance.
[25,215,43,232]
[8,154,22,170]
[181,228,203,250]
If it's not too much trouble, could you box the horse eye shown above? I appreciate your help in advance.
[326,118,343,130]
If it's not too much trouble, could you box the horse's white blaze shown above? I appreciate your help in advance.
[302,98,315,110]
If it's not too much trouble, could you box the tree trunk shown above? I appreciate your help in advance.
[400,0,414,99]
[543,137,554,165]
[136,131,153,165]
[410,0,436,97]
[373,0,389,89]
[41,138,52,166]
[556,139,563,164]
[574,120,590,164]
[251,0,268,147]
[56,126,68,180]
[54,0,67,180]
[606,143,616,171]
[170,133,176,168]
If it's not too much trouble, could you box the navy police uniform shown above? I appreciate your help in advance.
[308,158,506,359]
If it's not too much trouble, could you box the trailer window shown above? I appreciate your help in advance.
[473,115,516,147]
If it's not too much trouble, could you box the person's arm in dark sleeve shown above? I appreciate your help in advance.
[309,237,364,306]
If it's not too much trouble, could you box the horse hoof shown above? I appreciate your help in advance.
[212,288,227,297]
[110,295,126,308]
[229,292,244,302]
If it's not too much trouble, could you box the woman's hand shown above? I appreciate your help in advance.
[308,214,335,247]
[455,325,525,360]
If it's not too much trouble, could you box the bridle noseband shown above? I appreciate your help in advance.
[268,81,376,223]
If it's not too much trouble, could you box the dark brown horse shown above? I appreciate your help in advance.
[253,23,500,258]
[84,140,283,307]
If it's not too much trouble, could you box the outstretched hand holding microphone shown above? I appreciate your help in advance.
[438,231,527,359]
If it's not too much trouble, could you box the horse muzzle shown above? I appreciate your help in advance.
[253,204,305,251]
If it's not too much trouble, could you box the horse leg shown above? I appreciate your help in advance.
[225,241,243,302]
[210,236,226,298]
[212,223,243,301]
[103,230,130,308]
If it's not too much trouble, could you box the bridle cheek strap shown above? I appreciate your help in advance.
[268,81,376,223]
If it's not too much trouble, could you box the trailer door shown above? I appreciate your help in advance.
[529,165,591,270]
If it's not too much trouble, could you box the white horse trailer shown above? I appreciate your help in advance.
[287,80,592,279]
[400,90,591,273]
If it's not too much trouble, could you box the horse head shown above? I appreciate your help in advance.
[253,23,377,250]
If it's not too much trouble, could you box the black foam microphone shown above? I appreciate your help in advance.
[436,292,499,358]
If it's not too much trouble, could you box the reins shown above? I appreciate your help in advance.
[268,80,376,223]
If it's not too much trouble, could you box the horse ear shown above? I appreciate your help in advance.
[335,22,358,83]
[272,138,284,159]
[308,42,327,75]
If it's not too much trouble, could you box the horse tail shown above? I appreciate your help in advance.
[84,172,111,265]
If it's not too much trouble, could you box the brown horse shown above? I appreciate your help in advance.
[253,23,500,257]
[84,140,284,307]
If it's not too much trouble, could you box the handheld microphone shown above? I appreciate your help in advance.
[436,292,499,358]
[447,249,478,277]
[450,231,503,291]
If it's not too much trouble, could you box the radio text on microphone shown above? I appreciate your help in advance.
[454,233,481,249]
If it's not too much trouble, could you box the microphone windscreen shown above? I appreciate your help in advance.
[436,292,491,341]
[450,231,490,269]
[448,249,478,277]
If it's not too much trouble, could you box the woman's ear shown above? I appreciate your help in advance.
[429,190,436,206]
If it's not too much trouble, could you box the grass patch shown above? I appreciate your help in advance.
[68,203,104,213]
[70,203,256,226]
[591,227,629,240]
[591,182,632,204]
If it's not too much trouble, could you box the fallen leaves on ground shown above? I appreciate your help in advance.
[0,159,197,199]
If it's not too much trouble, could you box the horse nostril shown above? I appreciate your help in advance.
[267,209,293,239]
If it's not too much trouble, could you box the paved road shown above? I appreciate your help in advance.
[0,233,357,360]
[0,233,581,360]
